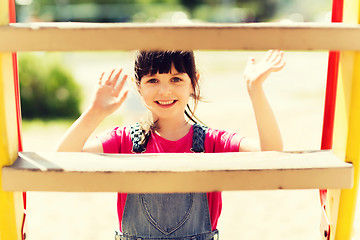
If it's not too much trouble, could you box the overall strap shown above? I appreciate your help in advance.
[130,123,147,153]
[191,123,208,153]
[130,123,208,153]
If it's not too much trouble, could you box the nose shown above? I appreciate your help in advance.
[158,82,172,95]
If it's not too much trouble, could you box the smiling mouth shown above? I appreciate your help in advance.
[156,100,177,106]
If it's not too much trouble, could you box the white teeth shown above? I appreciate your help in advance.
[157,100,175,105]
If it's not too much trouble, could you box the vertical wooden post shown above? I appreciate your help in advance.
[0,0,22,239]
[327,0,360,238]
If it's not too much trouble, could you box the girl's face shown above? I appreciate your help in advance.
[138,64,194,122]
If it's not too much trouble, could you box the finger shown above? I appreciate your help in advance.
[272,51,284,66]
[110,68,123,88]
[115,68,123,80]
[272,58,286,72]
[98,72,105,85]
[105,69,115,85]
[264,50,274,61]
[268,50,280,63]
[114,74,128,96]
[276,59,286,70]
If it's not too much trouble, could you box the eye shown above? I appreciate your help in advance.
[147,78,158,83]
[171,77,182,82]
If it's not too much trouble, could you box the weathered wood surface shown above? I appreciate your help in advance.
[1,22,360,51]
[1,151,353,192]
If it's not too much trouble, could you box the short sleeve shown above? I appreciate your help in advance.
[97,126,133,232]
[97,126,133,154]
[205,128,244,153]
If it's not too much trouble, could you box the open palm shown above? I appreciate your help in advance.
[89,68,129,116]
[243,50,285,90]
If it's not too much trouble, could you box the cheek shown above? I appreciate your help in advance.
[186,83,195,97]
[138,88,153,105]
[138,83,147,97]
[190,85,195,95]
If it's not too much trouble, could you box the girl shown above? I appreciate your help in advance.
[57,50,285,240]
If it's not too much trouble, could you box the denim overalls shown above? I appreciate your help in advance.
[115,123,219,240]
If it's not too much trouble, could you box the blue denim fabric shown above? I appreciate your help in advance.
[119,124,217,240]
[118,193,217,240]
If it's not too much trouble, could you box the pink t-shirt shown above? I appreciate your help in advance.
[99,125,243,231]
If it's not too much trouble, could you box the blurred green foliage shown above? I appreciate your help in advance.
[24,0,281,22]
[19,53,82,119]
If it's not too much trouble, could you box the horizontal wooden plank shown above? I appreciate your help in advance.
[1,151,353,192]
[1,22,360,51]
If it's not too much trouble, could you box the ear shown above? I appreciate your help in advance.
[190,73,200,97]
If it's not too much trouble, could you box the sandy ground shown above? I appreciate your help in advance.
[21,51,359,240]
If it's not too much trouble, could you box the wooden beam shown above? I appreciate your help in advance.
[1,151,353,193]
[1,22,360,51]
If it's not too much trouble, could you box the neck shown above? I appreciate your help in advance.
[154,117,192,141]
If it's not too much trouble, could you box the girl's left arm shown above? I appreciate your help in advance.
[240,50,285,152]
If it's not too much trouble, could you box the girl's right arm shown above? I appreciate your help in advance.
[56,69,129,153]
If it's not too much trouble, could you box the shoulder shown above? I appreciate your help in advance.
[101,126,131,140]
[97,126,132,153]
[205,127,244,153]
[206,127,240,140]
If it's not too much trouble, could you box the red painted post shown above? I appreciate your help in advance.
[320,0,344,204]
[320,0,343,239]
[321,0,344,149]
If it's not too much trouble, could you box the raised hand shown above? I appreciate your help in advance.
[89,68,129,117]
[243,50,285,91]
[57,68,129,152]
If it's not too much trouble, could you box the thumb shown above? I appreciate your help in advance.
[244,56,255,72]
[248,56,255,64]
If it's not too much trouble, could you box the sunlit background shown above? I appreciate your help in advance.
[13,0,359,240]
